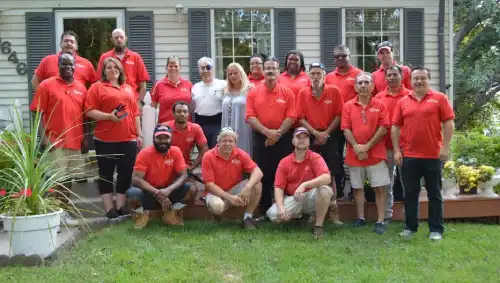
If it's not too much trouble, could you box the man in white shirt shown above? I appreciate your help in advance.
[191,57,227,148]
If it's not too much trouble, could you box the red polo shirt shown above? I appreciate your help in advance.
[134,145,186,188]
[248,74,264,87]
[202,146,257,192]
[325,65,362,103]
[151,77,193,123]
[246,83,297,129]
[29,76,87,150]
[96,49,150,100]
[35,52,96,87]
[375,87,411,149]
[163,120,207,164]
[297,84,344,130]
[392,90,455,159]
[274,150,330,196]
[341,97,390,167]
[84,81,140,142]
[372,63,412,94]
[278,71,311,99]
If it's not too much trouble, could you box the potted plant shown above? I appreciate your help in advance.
[477,166,498,197]
[0,108,88,258]
[455,164,480,194]
[442,161,458,199]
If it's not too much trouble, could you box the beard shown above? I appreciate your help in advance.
[154,142,170,153]
[114,45,125,53]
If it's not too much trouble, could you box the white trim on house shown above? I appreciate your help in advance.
[270,8,275,57]
[54,10,125,53]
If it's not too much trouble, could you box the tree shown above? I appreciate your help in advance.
[453,0,500,130]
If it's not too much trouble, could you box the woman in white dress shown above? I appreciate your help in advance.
[221,62,253,156]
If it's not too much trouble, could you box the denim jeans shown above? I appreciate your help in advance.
[126,184,190,210]
[402,157,444,234]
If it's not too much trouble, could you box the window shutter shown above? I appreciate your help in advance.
[273,8,296,70]
[320,9,342,73]
[25,12,55,103]
[188,8,211,83]
[126,11,155,90]
[404,9,424,68]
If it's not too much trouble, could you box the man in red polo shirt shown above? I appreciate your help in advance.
[202,127,263,229]
[325,45,363,198]
[392,67,455,241]
[375,65,411,224]
[372,41,412,94]
[32,31,96,90]
[297,62,343,226]
[162,101,208,168]
[127,125,197,229]
[246,56,296,216]
[96,28,150,103]
[341,72,391,235]
[30,53,88,227]
[267,127,333,239]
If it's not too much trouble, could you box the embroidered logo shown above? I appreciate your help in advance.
[75,63,85,68]
[369,108,380,112]
[427,99,439,104]
[125,61,135,65]
[186,137,194,142]
[346,77,355,81]
[276,98,286,104]
[232,159,241,164]
[180,88,189,92]
[324,100,332,104]
[164,159,174,165]
[72,90,83,95]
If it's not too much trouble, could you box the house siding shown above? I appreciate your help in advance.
[0,0,450,128]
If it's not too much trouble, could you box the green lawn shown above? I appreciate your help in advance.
[2,220,499,283]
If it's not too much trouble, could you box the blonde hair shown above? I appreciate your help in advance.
[217,127,238,143]
[226,62,250,96]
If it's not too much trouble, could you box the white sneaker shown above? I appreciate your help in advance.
[60,211,80,227]
[429,232,443,241]
[399,229,414,239]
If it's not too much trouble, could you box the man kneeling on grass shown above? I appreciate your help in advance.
[126,125,197,229]
[202,127,263,229]
[266,127,333,239]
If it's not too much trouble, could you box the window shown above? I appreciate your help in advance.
[213,9,272,79]
[345,8,402,72]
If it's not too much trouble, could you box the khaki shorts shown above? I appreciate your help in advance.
[48,148,85,179]
[266,186,333,221]
[349,161,391,189]
[205,180,247,215]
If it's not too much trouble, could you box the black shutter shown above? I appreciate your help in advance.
[320,9,342,72]
[273,8,296,71]
[26,12,55,103]
[404,9,425,68]
[126,11,155,90]
[188,8,211,83]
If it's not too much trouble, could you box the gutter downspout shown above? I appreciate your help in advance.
[448,0,454,107]
[438,0,446,93]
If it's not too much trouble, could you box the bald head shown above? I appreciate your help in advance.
[111,29,127,53]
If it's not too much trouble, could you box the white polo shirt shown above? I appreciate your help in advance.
[191,79,227,116]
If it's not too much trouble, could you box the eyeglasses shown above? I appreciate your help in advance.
[199,64,212,71]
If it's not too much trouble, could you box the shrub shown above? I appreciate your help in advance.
[452,131,500,168]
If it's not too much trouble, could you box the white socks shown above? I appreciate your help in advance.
[244,213,252,220]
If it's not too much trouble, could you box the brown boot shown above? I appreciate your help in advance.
[134,211,150,229]
[163,209,183,226]
[328,203,343,226]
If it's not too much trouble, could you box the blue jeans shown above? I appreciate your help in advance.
[126,184,190,210]
[402,157,444,234]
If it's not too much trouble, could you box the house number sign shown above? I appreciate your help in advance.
[0,38,28,75]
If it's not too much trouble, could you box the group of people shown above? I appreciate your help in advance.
[30,28,454,240]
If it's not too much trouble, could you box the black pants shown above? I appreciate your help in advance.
[311,129,341,176]
[334,130,346,194]
[253,130,293,214]
[402,157,444,234]
[195,113,222,149]
[94,140,137,195]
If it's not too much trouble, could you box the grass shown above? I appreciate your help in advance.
[1,220,500,283]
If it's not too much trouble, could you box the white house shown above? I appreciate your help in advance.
[0,0,454,128]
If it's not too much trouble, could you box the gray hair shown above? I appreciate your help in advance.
[333,45,351,56]
[355,72,373,84]
[198,57,214,68]
[58,53,75,64]
[217,127,238,143]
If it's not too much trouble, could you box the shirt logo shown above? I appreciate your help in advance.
[125,61,135,65]
[346,77,355,81]
[75,63,85,68]
[180,88,189,92]
[299,78,308,82]
[124,86,133,93]
[305,165,310,171]
[232,159,241,164]
[276,98,286,104]
[427,99,439,104]
[369,108,380,112]
[186,137,194,142]
[324,100,332,104]
[164,159,174,165]
[72,90,83,95]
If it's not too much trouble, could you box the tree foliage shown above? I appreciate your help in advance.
[453,0,500,130]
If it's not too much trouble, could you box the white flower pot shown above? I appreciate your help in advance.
[442,178,458,199]
[479,173,500,198]
[1,209,63,257]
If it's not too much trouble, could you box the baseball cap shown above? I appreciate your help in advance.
[293,127,311,137]
[154,124,172,137]
[309,62,325,71]
[377,41,393,54]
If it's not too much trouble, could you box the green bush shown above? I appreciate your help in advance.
[452,131,500,168]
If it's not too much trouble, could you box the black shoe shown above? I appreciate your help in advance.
[117,207,131,217]
[242,217,258,230]
[384,217,392,225]
[353,218,367,227]
[374,222,385,235]
[106,208,120,220]
[296,214,310,228]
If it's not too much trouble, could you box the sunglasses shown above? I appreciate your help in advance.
[309,62,325,71]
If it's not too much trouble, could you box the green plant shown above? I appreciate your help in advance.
[452,131,500,168]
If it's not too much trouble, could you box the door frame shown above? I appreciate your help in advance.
[54,10,125,52]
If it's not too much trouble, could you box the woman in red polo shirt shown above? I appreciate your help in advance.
[150,56,193,123]
[85,57,143,220]
[247,53,266,87]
